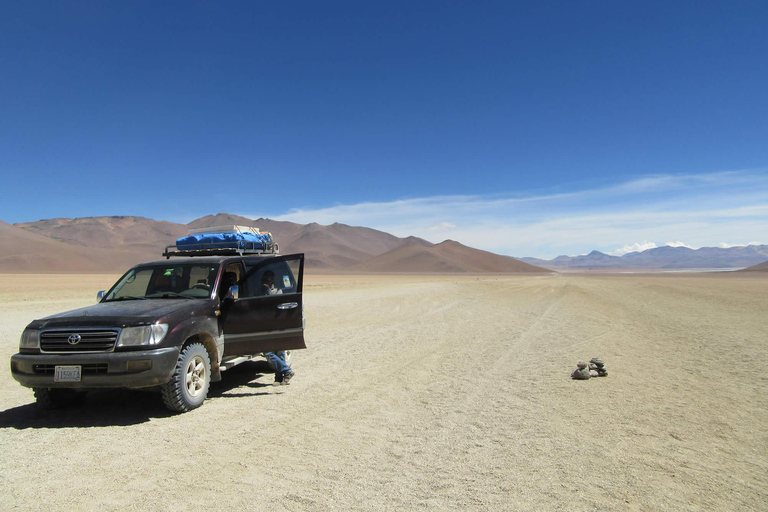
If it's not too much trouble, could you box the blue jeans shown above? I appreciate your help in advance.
[265,351,291,376]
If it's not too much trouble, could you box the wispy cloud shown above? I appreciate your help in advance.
[608,241,658,256]
[429,222,458,231]
[717,241,763,249]
[243,170,768,259]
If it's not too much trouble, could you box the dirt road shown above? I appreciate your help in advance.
[1,273,766,510]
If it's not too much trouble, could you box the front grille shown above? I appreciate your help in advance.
[40,330,119,353]
[33,364,109,374]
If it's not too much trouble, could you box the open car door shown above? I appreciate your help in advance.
[221,254,306,356]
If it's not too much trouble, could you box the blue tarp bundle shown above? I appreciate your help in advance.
[176,232,273,250]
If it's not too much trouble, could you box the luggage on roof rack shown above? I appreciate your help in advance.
[163,225,279,258]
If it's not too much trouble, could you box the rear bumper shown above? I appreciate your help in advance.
[10,347,180,389]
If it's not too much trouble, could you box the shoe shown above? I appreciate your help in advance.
[282,370,295,385]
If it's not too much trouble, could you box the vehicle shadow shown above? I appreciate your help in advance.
[208,361,276,399]
[0,362,274,429]
[0,389,173,429]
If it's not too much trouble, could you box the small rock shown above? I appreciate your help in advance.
[571,368,591,380]
[577,361,589,369]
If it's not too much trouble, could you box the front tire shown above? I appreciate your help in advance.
[161,343,211,413]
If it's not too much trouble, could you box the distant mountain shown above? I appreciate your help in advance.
[353,239,550,273]
[523,250,623,270]
[521,245,768,270]
[15,216,187,251]
[4,214,540,274]
[741,260,768,272]
[187,213,413,269]
[0,219,165,272]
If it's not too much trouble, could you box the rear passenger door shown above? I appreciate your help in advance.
[221,254,306,356]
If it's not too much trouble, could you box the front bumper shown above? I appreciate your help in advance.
[10,347,180,389]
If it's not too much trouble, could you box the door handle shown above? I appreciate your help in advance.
[277,302,299,310]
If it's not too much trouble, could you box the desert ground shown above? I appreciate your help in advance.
[0,272,766,511]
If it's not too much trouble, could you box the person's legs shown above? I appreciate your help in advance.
[265,351,289,374]
[265,351,294,384]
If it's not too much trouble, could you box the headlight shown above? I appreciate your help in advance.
[19,328,40,349]
[117,324,169,347]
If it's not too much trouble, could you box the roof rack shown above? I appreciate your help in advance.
[163,225,279,258]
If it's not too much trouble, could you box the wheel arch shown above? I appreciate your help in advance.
[183,332,220,375]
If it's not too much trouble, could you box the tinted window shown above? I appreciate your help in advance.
[242,260,298,298]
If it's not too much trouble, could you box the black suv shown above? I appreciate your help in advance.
[10,249,306,413]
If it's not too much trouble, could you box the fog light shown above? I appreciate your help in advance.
[126,360,152,372]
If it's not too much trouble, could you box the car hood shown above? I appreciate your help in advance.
[30,299,207,329]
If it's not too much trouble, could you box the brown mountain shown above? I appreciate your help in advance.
[14,216,187,252]
[7,214,545,274]
[188,213,409,269]
[352,239,550,273]
[741,260,768,272]
[0,220,158,272]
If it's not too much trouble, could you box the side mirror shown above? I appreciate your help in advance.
[97,290,106,303]
[225,285,239,301]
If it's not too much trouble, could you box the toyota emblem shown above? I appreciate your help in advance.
[67,334,82,345]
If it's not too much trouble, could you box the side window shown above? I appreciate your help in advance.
[243,260,298,298]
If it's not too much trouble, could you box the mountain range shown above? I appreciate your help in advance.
[2,214,766,273]
[0,214,547,274]
[521,245,768,271]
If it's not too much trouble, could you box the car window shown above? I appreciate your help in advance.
[242,259,299,298]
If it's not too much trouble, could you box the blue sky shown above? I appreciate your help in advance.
[1,1,766,258]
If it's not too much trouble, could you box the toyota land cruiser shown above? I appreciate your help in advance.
[10,228,305,413]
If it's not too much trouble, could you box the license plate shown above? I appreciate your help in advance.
[54,365,81,382]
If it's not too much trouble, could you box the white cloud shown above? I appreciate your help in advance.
[248,170,768,259]
[429,222,458,231]
[718,241,764,248]
[608,241,658,256]
[665,241,694,249]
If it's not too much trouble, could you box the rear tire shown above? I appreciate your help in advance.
[161,343,211,413]
[33,388,87,408]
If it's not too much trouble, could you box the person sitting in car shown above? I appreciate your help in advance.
[259,270,282,296]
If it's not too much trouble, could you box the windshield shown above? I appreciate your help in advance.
[104,263,220,301]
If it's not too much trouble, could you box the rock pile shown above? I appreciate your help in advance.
[571,358,608,380]
[571,361,591,380]
[589,357,607,377]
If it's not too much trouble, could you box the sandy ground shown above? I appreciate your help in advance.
[0,272,766,511]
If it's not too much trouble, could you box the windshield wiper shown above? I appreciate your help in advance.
[157,292,197,300]
[106,296,149,302]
